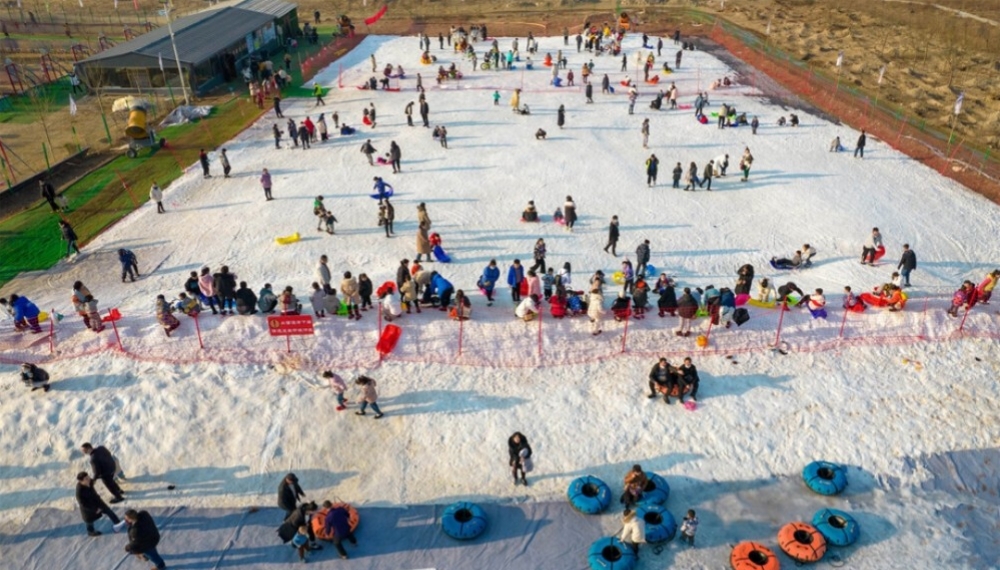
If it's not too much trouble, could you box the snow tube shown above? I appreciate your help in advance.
[846,302,866,313]
[735,293,750,306]
[370,188,394,200]
[587,536,637,570]
[311,503,360,540]
[441,501,487,540]
[778,522,826,563]
[432,245,452,263]
[639,472,670,505]
[747,298,776,309]
[731,541,780,570]
[375,281,396,298]
[698,115,708,124]
[274,232,301,245]
[858,292,888,307]
[567,476,612,514]
[812,508,860,547]
[612,271,625,285]
[376,324,402,355]
[802,461,847,495]
[636,503,676,543]
[552,77,562,87]
[769,259,796,271]
[809,308,828,319]
[639,263,656,277]
[645,75,660,85]
[620,80,631,87]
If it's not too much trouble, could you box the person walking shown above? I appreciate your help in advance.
[383,198,395,236]
[123,509,167,570]
[278,473,306,521]
[507,259,525,303]
[508,432,532,486]
[604,215,620,256]
[557,104,565,129]
[40,179,60,212]
[389,141,402,173]
[81,442,125,503]
[149,181,165,213]
[563,195,577,231]
[897,243,917,287]
[854,129,866,158]
[260,168,273,201]
[360,139,376,165]
[529,238,547,274]
[313,83,325,106]
[620,508,646,559]
[76,472,125,536]
[636,240,651,278]
[60,220,81,258]
[118,248,139,282]
[641,118,649,148]
[219,149,231,178]
[585,82,594,103]
[273,94,283,118]
[646,154,659,187]
[672,162,683,189]
[354,376,384,418]
[198,149,210,178]
[701,160,714,191]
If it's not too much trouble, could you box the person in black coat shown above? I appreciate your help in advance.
[20,363,51,391]
[647,358,679,403]
[278,501,319,544]
[735,264,755,296]
[76,472,122,536]
[507,432,532,486]
[40,179,60,212]
[603,215,620,256]
[679,357,700,402]
[557,104,565,128]
[278,473,305,520]
[81,442,124,502]
[124,509,166,570]
[897,243,917,287]
[213,266,238,315]
[234,281,258,315]
[777,282,804,304]
[395,259,410,290]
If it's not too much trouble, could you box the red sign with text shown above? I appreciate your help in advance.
[267,315,315,336]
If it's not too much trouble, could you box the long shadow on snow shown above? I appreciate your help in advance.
[125,467,356,501]
[379,389,528,417]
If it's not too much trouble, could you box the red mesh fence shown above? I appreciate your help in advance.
[2,293,996,370]
[707,19,1000,203]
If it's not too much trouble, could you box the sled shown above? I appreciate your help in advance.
[362,116,373,126]
[376,324,402,355]
[735,293,750,306]
[612,271,626,285]
[678,104,692,110]
[370,188,394,200]
[519,279,529,296]
[698,115,708,124]
[375,281,396,298]
[101,308,123,323]
[809,307,828,319]
[747,298,777,309]
[640,264,657,278]
[337,301,351,316]
[769,259,797,271]
[859,292,889,307]
[845,302,866,313]
[37,311,49,323]
[275,232,301,245]
[645,76,660,85]
[432,245,452,263]
[873,244,886,261]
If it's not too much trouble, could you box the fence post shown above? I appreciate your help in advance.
[115,170,138,208]
[193,313,204,349]
[620,309,630,354]
[536,304,543,359]
[457,312,463,357]
[108,309,124,351]
[378,307,384,363]
[49,308,55,354]
[837,306,849,339]
[958,305,972,333]
[773,299,788,347]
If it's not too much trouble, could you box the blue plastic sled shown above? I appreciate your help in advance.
[809,308,828,319]
[433,245,452,263]
[552,77,562,87]
[370,188,394,200]
[770,259,795,271]
[609,85,615,94]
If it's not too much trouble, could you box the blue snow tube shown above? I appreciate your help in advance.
[638,472,669,505]
[432,244,452,263]
[587,536,638,570]
[812,508,860,546]
[643,263,657,277]
[635,503,676,543]
[567,476,612,514]
[802,461,848,495]
[441,502,487,540]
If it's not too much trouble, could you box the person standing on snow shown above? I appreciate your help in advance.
[683,162,699,191]
[273,94,283,118]
[672,162,683,188]
[620,508,646,558]
[149,181,165,213]
[260,168,273,201]
[354,376,384,418]
[389,141,402,173]
[480,259,500,306]
[341,271,362,320]
[508,259,525,303]
[313,83,325,106]
[59,220,81,258]
[81,442,125,503]
[199,149,210,178]
[641,118,650,148]
[897,243,917,287]
[529,239,547,274]
[76,472,125,536]
[604,215,620,256]
[854,129,866,158]
[219,148,231,178]
[198,267,221,315]
[563,195,577,231]
[315,255,331,288]
[118,248,139,282]
[123,510,167,570]
[646,154,659,187]
[278,473,306,521]
[636,240,651,278]
[360,139,377,165]
[508,432,532,486]
[701,160,714,191]
[557,104,565,129]
[588,271,605,335]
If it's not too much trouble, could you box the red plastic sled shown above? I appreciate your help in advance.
[101,308,123,322]
[873,245,886,261]
[520,279,529,296]
[859,292,888,307]
[376,324,402,355]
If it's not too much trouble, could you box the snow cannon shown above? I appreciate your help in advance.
[113,96,160,158]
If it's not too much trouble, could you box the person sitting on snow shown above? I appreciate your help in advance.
[515,294,540,321]
[772,251,802,270]
[803,288,827,317]
[884,284,906,312]
[535,128,547,140]
[20,362,51,392]
[552,207,564,224]
[756,279,776,303]
[175,293,201,316]
[522,201,539,222]
[843,286,864,311]
[947,280,977,317]
[829,136,844,152]
[777,116,787,127]
[449,289,472,321]
[611,292,632,321]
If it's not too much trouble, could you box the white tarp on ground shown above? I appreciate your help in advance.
[159,105,213,127]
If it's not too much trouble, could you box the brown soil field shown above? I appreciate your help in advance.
[2,0,997,181]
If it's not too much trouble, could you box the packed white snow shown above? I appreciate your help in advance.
[2,34,999,568]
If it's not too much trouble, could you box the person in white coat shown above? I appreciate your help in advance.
[588,271,605,335]
[315,255,331,287]
[150,182,164,213]
[620,509,646,558]
[381,290,402,322]
[712,153,729,177]
[515,294,539,321]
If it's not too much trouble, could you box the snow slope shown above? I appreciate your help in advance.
[1,34,999,568]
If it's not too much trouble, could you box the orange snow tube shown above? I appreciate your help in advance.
[777,522,826,563]
[731,541,780,570]
[311,503,361,541]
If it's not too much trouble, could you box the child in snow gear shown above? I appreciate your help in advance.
[680,509,699,546]
[279,286,301,315]
[260,168,273,200]
[258,284,278,313]
[861,227,883,265]
[324,371,349,411]
[118,248,139,282]
[341,272,362,319]
[155,294,180,336]
[150,182,165,213]
[354,376,383,418]
[310,283,326,317]
[20,363,50,391]
[220,149,231,178]
[508,432,532,486]
[508,259,525,302]
[480,260,500,305]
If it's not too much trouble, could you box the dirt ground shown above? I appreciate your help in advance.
[2,0,997,187]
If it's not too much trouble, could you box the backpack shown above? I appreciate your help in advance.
[733,308,750,326]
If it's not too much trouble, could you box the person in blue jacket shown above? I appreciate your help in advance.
[10,294,42,333]
[372,176,393,201]
[479,259,500,306]
[431,271,454,310]
[719,287,736,328]
[118,248,139,282]
[507,259,525,303]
